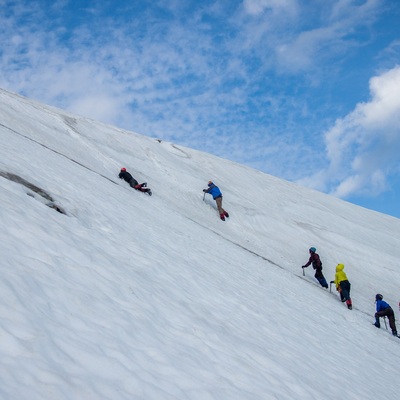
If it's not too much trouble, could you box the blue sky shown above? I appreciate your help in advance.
[1,0,399,218]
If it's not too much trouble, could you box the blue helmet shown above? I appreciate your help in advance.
[309,247,316,253]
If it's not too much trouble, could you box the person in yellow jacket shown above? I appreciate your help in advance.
[332,264,352,310]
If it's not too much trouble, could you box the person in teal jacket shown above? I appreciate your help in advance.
[332,264,352,309]
[203,181,229,221]
[373,294,398,337]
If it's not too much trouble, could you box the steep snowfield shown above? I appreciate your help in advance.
[1,88,399,400]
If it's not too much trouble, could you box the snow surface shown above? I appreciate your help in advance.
[1,88,400,400]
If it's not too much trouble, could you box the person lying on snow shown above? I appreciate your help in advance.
[118,168,152,196]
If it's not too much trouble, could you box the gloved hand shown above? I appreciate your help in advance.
[203,189,207,192]
[330,281,334,284]
[301,265,306,268]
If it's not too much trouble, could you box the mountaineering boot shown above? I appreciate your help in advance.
[373,317,380,328]
[392,330,398,337]
[141,182,147,187]
[346,299,352,310]
[224,211,229,218]
[220,213,225,221]
[147,189,152,196]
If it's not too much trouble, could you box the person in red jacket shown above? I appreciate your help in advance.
[118,168,152,196]
[302,247,329,288]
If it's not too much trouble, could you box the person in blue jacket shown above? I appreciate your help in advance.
[203,181,229,221]
[373,294,398,336]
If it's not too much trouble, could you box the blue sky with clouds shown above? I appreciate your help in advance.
[1,0,399,217]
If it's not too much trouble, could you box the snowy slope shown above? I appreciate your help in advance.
[1,88,400,400]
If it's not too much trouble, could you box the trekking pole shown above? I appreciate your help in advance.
[383,316,388,330]
[203,192,205,201]
[302,267,305,276]
[329,281,334,293]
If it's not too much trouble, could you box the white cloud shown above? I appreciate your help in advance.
[361,67,400,131]
[333,170,387,198]
[307,66,400,198]
[274,0,382,73]
[242,0,298,17]
[276,26,335,72]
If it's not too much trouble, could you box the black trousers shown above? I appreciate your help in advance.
[339,280,351,301]
[375,307,397,333]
